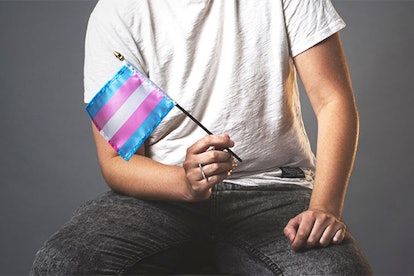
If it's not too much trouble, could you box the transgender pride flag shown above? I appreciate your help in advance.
[86,60,176,161]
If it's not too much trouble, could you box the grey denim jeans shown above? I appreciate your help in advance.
[31,182,372,275]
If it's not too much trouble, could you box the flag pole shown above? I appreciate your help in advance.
[174,103,242,162]
[113,51,242,162]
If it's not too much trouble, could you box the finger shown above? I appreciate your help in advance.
[306,217,330,248]
[200,171,230,186]
[291,216,315,251]
[186,154,233,183]
[196,163,235,188]
[201,149,234,165]
[318,220,346,247]
[186,163,206,182]
[185,164,214,198]
[332,226,346,244]
[187,135,235,155]
[318,224,337,247]
[183,149,232,181]
[200,157,234,177]
[284,216,300,242]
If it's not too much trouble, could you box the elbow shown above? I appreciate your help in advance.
[97,156,122,191]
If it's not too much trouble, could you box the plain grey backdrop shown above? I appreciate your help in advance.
[1,0,413,275]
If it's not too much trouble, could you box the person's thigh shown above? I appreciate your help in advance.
[213,183,372,275]
[31,191,212,275]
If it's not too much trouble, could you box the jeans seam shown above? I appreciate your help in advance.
[229,239,284,275]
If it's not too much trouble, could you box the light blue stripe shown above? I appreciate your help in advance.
[118,96,176,161]
[86,65,135,119]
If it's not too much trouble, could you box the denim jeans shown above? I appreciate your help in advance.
[31,182,372,275]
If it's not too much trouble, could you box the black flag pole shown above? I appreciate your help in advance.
[174,104,242,162]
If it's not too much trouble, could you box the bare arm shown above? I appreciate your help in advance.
[91,123,235,201]
[284,33,359,250]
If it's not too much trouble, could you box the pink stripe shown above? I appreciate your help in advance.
[110,90,164,149]
[93,75,143,130]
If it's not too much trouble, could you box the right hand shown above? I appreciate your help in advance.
[183,134,236,201]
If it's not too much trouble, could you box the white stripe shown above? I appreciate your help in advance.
[100,81,153,140]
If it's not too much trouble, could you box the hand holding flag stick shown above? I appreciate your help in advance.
[86,51,242,162]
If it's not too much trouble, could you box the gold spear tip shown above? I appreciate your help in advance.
[113,50,125,61]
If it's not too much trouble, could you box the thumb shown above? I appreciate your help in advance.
[284,215,301,242]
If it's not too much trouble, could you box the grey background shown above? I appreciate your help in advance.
[1,0,413,275]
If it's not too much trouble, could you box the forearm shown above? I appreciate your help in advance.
[310,97,359,217]
[91,123,191,201]
[100,154,191,201]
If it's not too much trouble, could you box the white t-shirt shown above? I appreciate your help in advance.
[84,0,346,188]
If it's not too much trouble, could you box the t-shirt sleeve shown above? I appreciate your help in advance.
[283,0,346,57]
[83,0,146,103]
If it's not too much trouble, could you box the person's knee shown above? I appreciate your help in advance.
[30,241,72,275]
[283,239,372,275]
[30,234,94,276]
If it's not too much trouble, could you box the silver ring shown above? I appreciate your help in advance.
[199,163,207,180]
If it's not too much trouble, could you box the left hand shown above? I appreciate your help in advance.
[284,209,347,251]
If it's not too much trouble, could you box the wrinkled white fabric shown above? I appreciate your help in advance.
[84,0,345,187]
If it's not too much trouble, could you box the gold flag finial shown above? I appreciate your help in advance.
[113,50,125,61]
